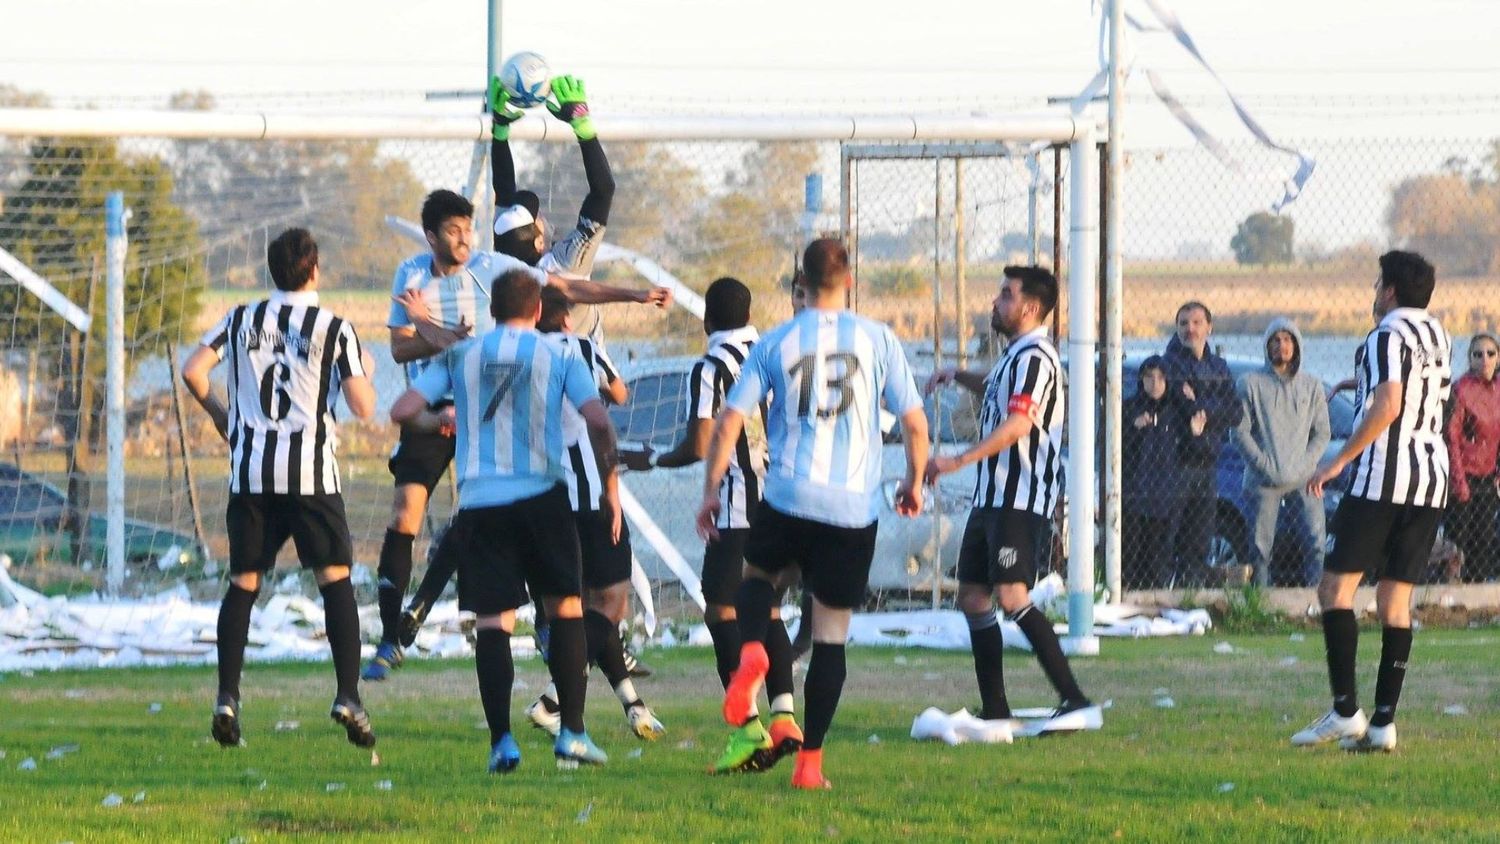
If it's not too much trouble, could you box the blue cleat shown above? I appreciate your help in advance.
[488,732,522,774]
[535,623,551,665]
[554,728,608,769]
[361,642,403,682]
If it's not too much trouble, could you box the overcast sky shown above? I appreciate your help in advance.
[2,0,1497,144]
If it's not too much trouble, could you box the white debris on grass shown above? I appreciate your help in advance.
[3,564,1210,671]
[374,780,393,791]
[1289,633,1306,642]
[132,791,146,804]
[1443,704,1469,716]
[273,720,300,732]
[1217,782,1236,794]
[18,756,37,771]
[1154,697,1176,709]
[1213,641,1235,654]
[576,802,594,824]
[100,793,123,808]
[324,783,345,793]
[147,703,162,714]
[1278,656,1299,667]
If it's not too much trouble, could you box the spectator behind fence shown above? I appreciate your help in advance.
[1444,332,1500,582]
[1161,301,1243,585]
[1123,355,1209,588]
[1230,318,1331,587]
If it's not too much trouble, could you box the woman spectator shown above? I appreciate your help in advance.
[1124,356,1208,588]
[1445,332,1500,582]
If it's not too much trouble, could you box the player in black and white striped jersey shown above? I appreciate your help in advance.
[623,277,801,773]
[181,227,378,750]
[1298,251,1452,753]
[524,287,667,742]
[925,266,1097,742]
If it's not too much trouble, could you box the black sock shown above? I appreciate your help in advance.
[319,578,363,703]
[216,584,258,700]
[803,643,847,751]
[764,617,795,706]
[1322,609,1360,717]
[1010,604,1086,704]
[411,533,460,609]
[376,529,414,644]
[585,610,631,688]
[734,578,776,646]
[793,592,814,650]
[707,619,741,689]
[475,628,514,745]
[967,610,1011,719]
[548,616,589,733]
[1371,626,1412,727]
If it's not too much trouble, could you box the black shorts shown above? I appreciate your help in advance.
[744,505,877,609]
[576,509,632,590]
[440,484,582,615]
[388,423,455,491]
[226,493,353,574]
[957,507,1050,586]
[702,528,750,607]
[1327,496,1442,584]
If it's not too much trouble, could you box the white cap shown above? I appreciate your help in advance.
[493,204,536,235]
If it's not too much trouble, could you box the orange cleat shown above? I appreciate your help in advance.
[791,748,832,790]
[722,641,769,725]
[765,713,804,768]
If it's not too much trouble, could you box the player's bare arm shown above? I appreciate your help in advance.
[1307,381,1402,497]
[925,368,987,396]
[548,273,673,309]
[694,408,746,542]
[601,373,628,406]
[896,406,929,516]
[925,408,1035,486]
[628,417,711,471]
[390,387,445,431]
[180,344,230,441]
[342,349,377,421]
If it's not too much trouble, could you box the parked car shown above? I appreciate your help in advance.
[0,463,204,573]
[609,357,974,592]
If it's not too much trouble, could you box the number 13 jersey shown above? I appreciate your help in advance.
[727,308,923,528]
[200,289,367,495]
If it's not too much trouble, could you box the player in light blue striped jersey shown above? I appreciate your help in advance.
[391,268,621,773]
[696,239,930,790]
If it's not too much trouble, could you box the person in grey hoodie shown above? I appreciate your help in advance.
[1231,318,1331,586]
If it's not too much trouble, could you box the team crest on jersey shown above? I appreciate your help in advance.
[996,547,1018,569]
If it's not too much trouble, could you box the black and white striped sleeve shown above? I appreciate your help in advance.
[335,321,367,380]
[1370,329,1410,387]
[1006,349,1054,424]
[198,310,234,360]
[688,357,719,421]
[592,341,620,385]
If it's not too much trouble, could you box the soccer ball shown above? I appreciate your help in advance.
[500,52,552,108]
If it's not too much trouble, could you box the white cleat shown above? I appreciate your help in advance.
[626,704,666,741]
[525,697,562,738]
[1039,702,1104,733]
[1340,722,1396,753]
[1291,708,1367,746]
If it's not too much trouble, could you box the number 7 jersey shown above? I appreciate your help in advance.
[726,308,923,528]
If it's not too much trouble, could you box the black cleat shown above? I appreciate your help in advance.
[211,693,241,747]
[621,631,652,678]
[397,598,430,649]
[330,697,377,748]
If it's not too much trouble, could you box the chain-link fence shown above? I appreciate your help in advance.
[1,125,1496,619]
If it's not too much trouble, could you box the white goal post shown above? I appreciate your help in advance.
[0,106,1102,650]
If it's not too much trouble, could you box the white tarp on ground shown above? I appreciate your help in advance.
[1,566,1207,673]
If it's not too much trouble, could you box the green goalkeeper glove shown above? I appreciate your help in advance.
[488,75,524,141]
[546,75,596,141]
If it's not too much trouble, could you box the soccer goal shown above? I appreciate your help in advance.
[0,103,1103,662]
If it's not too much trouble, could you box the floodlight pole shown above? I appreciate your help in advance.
[1102,0,1126,604]
[105,192,128,595]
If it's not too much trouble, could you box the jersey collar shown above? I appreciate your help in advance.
[707,325,759,349]
[1379,306,1428,328]
[1007,325,1050,352]
[270,289,319,307]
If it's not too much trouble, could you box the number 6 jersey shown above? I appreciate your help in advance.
[199,289,367,495]
[726,308,923,528]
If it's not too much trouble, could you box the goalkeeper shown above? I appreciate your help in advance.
[396,75,668,651]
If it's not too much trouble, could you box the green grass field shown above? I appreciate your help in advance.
[3,632,1498,842]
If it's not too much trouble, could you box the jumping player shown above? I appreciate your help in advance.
[697,239,929,790]
[363,183,666,681]
[523,286,666,741]
[925,266,1100,741]
[182,228,378,749]
[1298,251,1451,752]
[391,267,619,772]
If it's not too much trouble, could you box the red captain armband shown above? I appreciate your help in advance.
[1008,393,1042,423]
